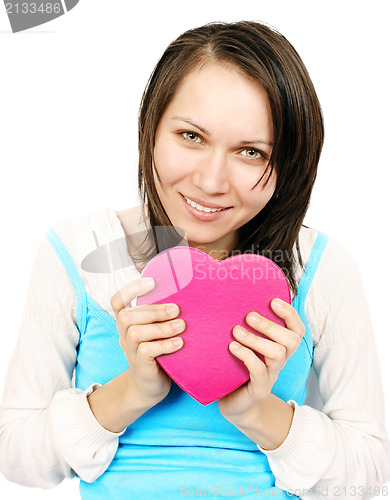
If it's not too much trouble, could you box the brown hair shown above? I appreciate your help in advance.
[138,21,324,295]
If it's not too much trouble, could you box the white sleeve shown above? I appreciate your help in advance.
[258,238,390,498]
[0,236,124,488]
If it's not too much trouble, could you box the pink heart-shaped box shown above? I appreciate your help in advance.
[137,247,290,405]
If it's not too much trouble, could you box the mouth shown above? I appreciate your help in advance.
[179,193,232,222]
[182,194,230,213]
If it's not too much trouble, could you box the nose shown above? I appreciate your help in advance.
[192,150,230,195]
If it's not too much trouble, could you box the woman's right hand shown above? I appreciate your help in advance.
[110,277,185,407]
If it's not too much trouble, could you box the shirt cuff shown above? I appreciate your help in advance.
[81,383,128,439]
[48,385,126,482]
[256,400,333,491]
[256,400,303,459]
[85,382,102,397]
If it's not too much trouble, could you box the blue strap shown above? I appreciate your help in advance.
[292,232,329,339]
[45,227,87,336]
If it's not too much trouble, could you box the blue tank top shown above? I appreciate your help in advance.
[46,226,329,499]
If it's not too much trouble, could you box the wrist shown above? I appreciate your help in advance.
[225,395,295,451]
[124,371,166,412]
[87,370,159,433]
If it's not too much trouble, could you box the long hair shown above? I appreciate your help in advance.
[138,21,324,295]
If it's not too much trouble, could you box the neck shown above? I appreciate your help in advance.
[188,233,238,261]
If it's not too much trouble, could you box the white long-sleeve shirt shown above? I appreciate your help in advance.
[0,206,389,497]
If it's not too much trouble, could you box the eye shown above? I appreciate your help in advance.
[239,148,264,160]
[182,131,202,143]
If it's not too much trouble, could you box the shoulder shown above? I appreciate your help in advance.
[48,206,148,269]
[48,207,117,263]
[298,226,366,346]
[311,230,361,286]
[46,207,141,317]
[297,225,360,282]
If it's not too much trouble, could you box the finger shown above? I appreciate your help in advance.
[118,302,180,328]
[245,311,304,358]
[111,277,155,316]
[127,318,186,344]
[233,326,288,364]
[245,313,300,357]
[229,341,267,381]
[137,336,184,362]
[119,317,184,362]
[270,299,306,338]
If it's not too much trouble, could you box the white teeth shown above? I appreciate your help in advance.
[184,196,224,213]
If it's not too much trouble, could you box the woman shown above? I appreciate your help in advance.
[0,21,389,499]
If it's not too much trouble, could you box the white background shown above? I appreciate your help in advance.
[0,0,389,498]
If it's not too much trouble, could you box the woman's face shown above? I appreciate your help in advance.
[153,62,276,259]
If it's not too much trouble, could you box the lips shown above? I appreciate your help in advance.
[181,193,231,212]
[178,193,233,223]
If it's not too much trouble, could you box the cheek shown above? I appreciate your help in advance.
[262,172,277,200]
[153,142,195,185]
[244,171,277,210]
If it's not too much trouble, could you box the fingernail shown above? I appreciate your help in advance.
[235,326,248,337]
[248,313,259,325]
[231,341,241,350]
[141,277,155,288]
[173,338,183,347]
[172,319,184,331]
[272,298,284,310]
[166,304,178,316]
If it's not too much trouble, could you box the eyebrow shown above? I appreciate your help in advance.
[170,115,273,147]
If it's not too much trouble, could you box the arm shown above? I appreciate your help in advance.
[222,239,390,497]
[0,237,123,487]
[88,278,185,434]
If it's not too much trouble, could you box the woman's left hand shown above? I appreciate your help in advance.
[218,298,305,421]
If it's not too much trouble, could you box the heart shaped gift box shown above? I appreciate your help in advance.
[137,246,290,405]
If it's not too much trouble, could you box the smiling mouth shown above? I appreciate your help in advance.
[183,195,228,213]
